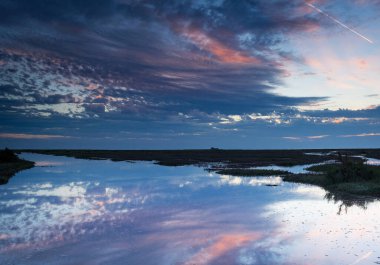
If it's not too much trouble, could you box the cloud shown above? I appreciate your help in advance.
[283,136,301,140]
[181,27,261,64]
[321,117,369,124]
[339,133,380,138]
[307,135,329,139]
[219,115,243,124]
[33,94,82,104]
[283,135,329,140]
[0,133,72,139]
[213,109,376,127]
[0,0,326,119]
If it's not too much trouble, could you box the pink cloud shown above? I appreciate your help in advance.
[182,28,260,65]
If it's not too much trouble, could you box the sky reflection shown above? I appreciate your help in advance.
[1,154,380,265]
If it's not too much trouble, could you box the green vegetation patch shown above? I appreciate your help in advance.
[283,173,330,186]
[289,155,380,197]
[331,182,380,196]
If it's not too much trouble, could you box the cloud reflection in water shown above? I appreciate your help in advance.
[0,181,149,252]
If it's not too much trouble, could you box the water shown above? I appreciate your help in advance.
[366,157,380,165]
[254,155,380,174]
[1,153,380,265]
[253,160,336,174]
[304,151,336,156]
[352,155,380,166]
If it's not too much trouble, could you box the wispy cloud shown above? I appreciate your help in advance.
[283,135,329,140]
[219,115,243,124]
[321,117,368,124]
[283,136,301,141]
[0,133,72,139]
[307,135,329,139]
[182,28,260,64]
[339,133,380,138]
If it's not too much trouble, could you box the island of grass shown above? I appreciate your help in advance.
[0,148,34,185]
[284,154,380,196]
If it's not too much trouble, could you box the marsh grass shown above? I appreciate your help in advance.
[299,154,380,196]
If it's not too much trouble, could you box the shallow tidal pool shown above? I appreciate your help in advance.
[1,153,380,265]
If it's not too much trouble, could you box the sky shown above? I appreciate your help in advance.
[0,0,379,149]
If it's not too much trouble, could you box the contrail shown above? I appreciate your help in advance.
[306,2,373,44]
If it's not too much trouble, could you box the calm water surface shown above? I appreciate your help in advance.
[1,153,380,265]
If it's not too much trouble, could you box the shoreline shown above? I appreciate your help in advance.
[0,159,35,185]
[10,149,380,197]
[0,148,35,185]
